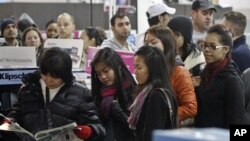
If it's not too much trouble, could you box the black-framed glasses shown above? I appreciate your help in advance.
[199,41,229,51]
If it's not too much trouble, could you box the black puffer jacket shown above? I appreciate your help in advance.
[9,71,105,141]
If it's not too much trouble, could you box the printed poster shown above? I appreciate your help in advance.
[44,39,84,68]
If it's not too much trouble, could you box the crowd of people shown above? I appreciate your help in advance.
[1,0,250,141]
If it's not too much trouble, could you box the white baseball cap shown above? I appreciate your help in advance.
[147,3,176,18]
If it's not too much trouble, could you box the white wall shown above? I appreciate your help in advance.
[219,0,249,9]
[137,0,165,34]
[137,0,151,34]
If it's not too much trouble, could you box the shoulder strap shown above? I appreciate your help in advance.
[157,88,175,128]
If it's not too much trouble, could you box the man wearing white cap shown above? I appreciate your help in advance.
[135,2,176,48]
[146,2,176,27]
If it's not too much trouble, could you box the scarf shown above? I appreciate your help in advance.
[100,81,130,118]
[128,84,153,130]
[204,57,231,85]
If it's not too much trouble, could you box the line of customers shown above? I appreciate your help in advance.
[1,1,250,141]
[1,23,247,140]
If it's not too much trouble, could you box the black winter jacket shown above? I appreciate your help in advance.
[232,35,250,73]
[8,71,105,141]
[242,68,250,124]
[98,84,135,141]
[134,89,178,141]
[195,61,245,128]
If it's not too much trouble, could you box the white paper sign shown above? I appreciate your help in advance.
[44,39,84,68]
[0,47,37,67]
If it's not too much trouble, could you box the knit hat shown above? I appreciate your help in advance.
[147,3,176,18]
[1,19,16,34]
[168,16,193,44]
[192,0,217,12]
[17,19,33,32]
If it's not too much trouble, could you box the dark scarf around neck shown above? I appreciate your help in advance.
[100,81,130,118]
[204,56,231,85]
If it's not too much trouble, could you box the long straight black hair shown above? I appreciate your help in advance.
[135,45,177,127]
[135,45,174,94]
[91,48,136,111]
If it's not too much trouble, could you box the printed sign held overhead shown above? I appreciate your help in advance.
[44,39,84,68]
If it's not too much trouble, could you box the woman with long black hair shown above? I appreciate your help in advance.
[129,46,178,141]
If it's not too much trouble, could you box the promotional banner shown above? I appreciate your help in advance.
[85,47,135,74]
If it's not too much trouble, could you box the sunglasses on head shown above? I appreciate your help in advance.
[85,27,97,39]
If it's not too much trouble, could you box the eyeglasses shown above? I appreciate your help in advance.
[199,41,229,51]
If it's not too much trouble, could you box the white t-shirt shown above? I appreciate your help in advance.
[39,79,65,102]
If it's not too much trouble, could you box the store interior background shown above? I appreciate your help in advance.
[137,0,250,45]
[0,0,250,44]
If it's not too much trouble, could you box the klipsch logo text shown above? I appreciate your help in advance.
[0,73,26,80]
